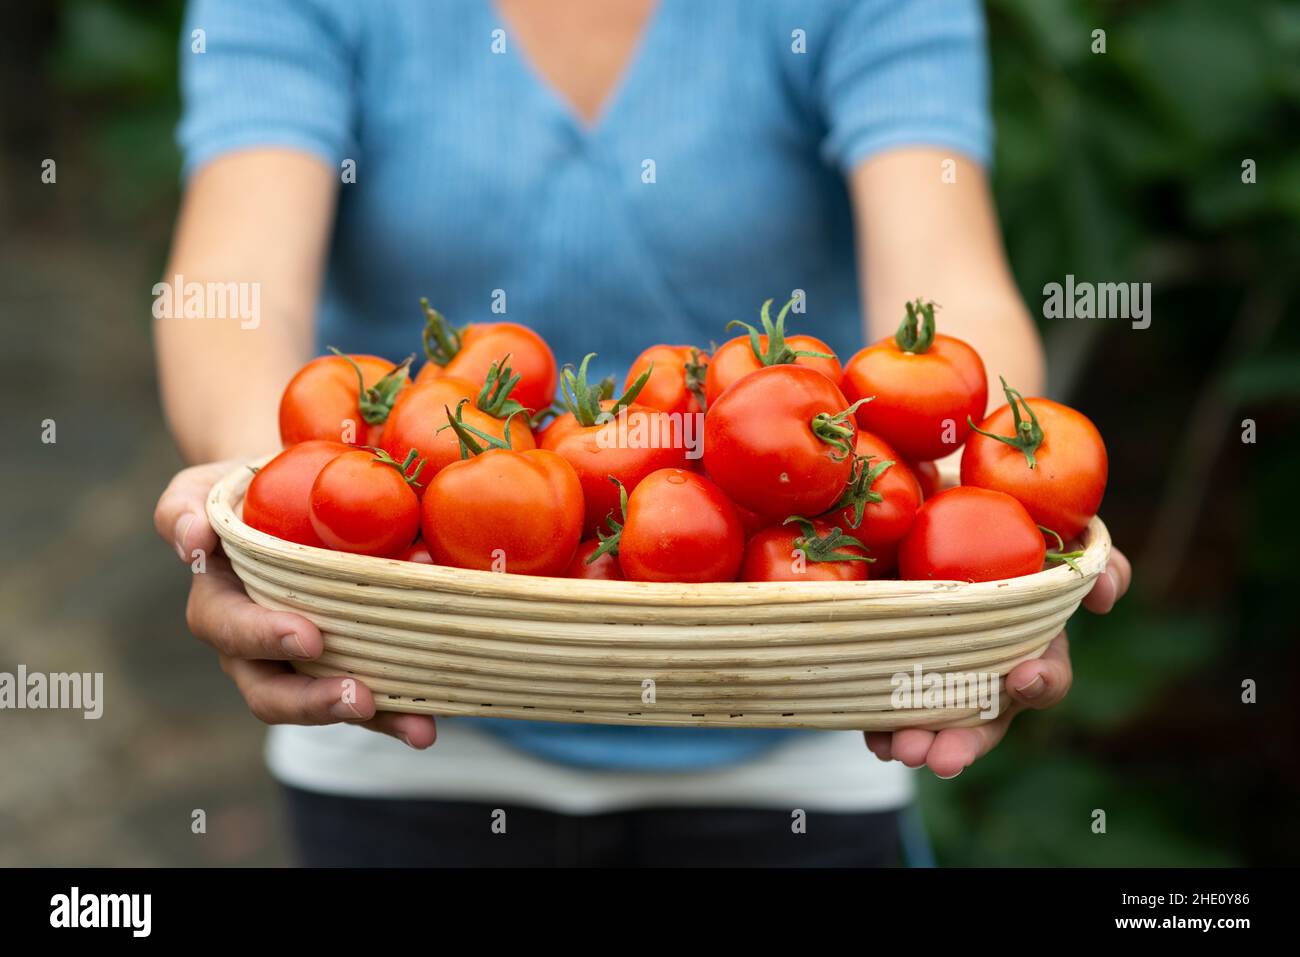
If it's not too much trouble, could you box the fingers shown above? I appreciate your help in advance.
[221,656,377,725]
[155,461,235,562]
[361,712,439,749]
[1082,547,1132,614]
[923,719,1014,779]
[1005,631,1072,710]
[869,632,1073,778]
[187,556,322,660]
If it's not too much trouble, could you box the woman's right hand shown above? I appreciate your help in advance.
[153,461,438,749]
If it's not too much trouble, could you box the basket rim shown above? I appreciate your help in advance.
[208,455,1111,606]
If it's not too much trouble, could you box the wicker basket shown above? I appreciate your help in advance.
[207,459,1110,731]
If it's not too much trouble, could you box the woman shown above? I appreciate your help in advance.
[154,0,1130,866]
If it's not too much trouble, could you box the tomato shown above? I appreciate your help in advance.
[703,364,860,521]
[705,297,841,407]
[615,469,744,583]
[243,440,351,547]
[740,518,871,583]
[731,499,772,541]
[279,351,410,447]
[308,449,422,557]
[821,431,922,575]
[840,299,987,463]
[564,538,624,580]
[420,431,583,576]
[542,354,690,536]
[624,344,708,415]
[961,379,1107,541]
[380,357,535,488]
[909,459,943,500]
[398,540,434,564]
[898,487,1045,583]
[413,300,557,412]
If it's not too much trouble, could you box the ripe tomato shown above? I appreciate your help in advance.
[279,351,410,447]
[821,431,922,575]
[624,345,708,415]
[909,459,943,500]
[703,365,860,521]
[564,538,624,580]
[615,469,744,583]
[543,354,690,536]
[420,429,583,576]
[413,300,557,412]
[840,299,987,462]
[740,518,871,583]
[308,449,422,557]
[398,540,434,564]
[380,357,536,488]
[704,297,841,406]
[243,440,351,547]
[961,379,1107,541]
[898,486,1045,583]
[730,499,772,541]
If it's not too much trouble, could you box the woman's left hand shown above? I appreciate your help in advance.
[865,548,1132,779]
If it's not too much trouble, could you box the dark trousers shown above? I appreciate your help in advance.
[283,786,903,867]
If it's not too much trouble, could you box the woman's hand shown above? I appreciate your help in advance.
[154,461,438,749]
[865,549,1132,779]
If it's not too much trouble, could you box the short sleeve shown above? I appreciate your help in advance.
[176,0,358,179]
[817,0,993,172]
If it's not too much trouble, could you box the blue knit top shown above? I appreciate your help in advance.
[179,0,991,769]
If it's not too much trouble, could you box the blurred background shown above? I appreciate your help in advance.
[1,0,1296,866]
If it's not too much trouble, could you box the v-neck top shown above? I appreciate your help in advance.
[179,0,991,774]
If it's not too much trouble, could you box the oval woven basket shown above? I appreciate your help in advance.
[208,459,1110,731]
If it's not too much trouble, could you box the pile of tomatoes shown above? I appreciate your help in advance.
[246,297,1108,584]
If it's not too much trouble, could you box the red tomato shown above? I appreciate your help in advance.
[616,469,744,583]
[624,345,708,415]
[705,297,841,407]
[543,354,690,536]
[731,499,772,541]
[564,538,625,580]
[740,519,871,583]
[413,300,557,412]
[398,540,434,564]
[898,487,1045,583]
[380,359,536,488]
[703,365,859,521]
[821,432,922,575]
[909,459,943,500]
[279,352,409,447]
[243,440,351,547]
[308,450,422,557]
[840,300,987,462]
[421,447,582,577]
[961,380,1107,541]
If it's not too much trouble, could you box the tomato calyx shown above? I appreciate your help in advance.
[476,353,530,418]
[684,347,709,412]
[810,398,871,461]
[893,299,939,355]
[419,298,465,367]
[330,347,413,425]
[828,454,894,529]
[561,353,651,427]
[967,376,1046,469]
[726,297,834,368]
[784,517,873,564]
[370,447,426,489]
[586,476,629,564]
[1040,525,1085,575]
[438,399,527,458]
